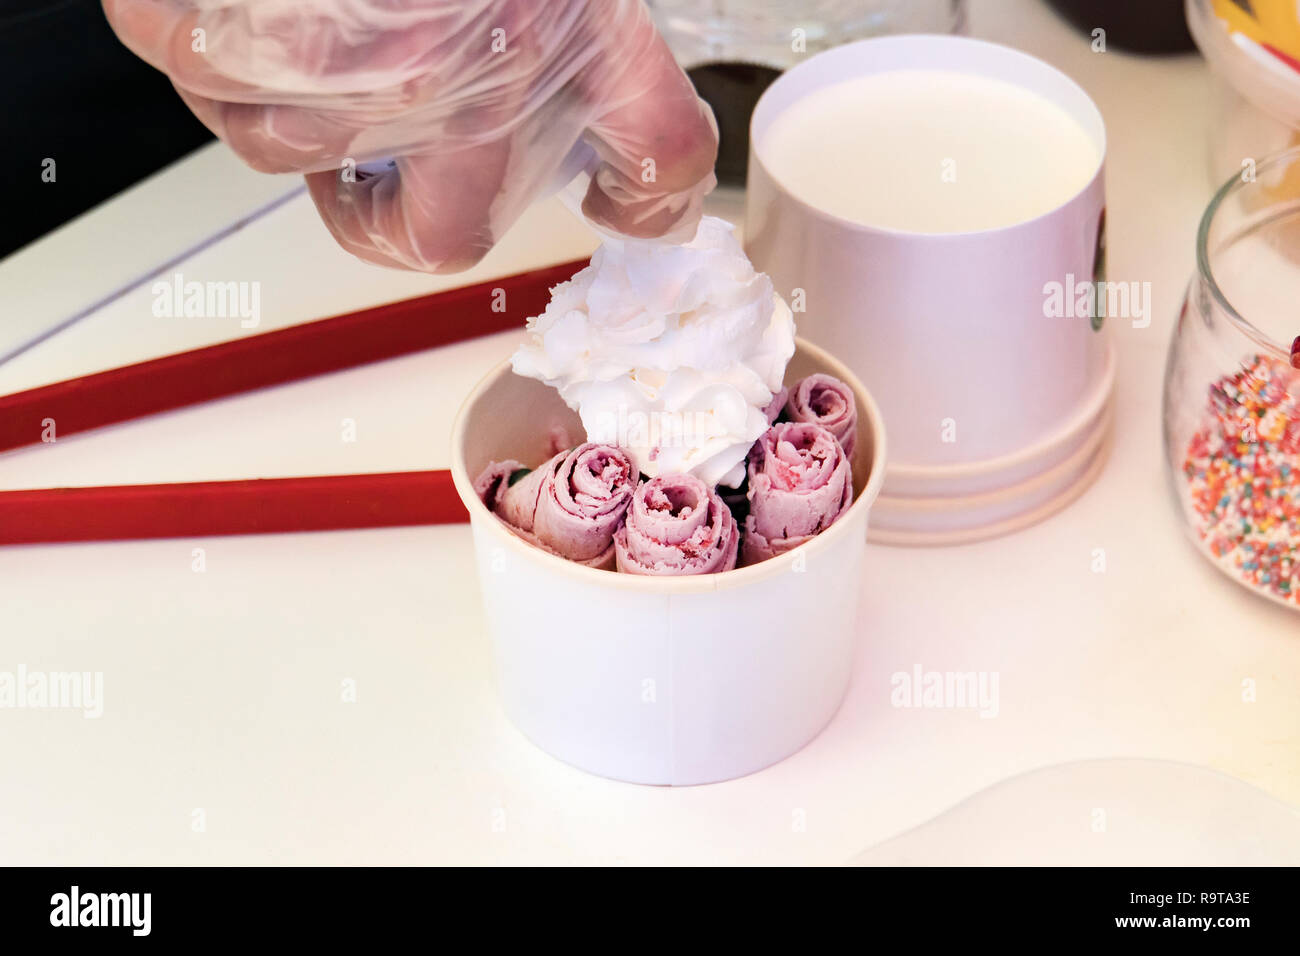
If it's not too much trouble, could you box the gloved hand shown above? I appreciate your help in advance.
[102,0,718,272]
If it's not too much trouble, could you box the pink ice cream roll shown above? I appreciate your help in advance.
[615,474,739,576]
[784,373,857,458]
[762,386,790,425]
[742,421,853,565]
[473,459,528,512]
[475,443,636,568]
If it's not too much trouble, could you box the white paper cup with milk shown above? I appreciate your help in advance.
[746,35,1112,544]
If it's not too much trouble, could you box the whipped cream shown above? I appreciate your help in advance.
[512,217,796,487]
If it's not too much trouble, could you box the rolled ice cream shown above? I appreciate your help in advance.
[473,459,528,511]
[475,443,636,568]
[615,474,739,575]
[762,386,789,424]
[785,374,856,459]
[743,422,853,565]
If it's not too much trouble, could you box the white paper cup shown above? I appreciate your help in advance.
[746,35,1112,543]
[450,338,887,786]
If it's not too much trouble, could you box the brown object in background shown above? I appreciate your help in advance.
[1042,0,1195,53]
[687,62,782,186]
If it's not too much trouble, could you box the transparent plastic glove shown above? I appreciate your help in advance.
[102,0,718,272]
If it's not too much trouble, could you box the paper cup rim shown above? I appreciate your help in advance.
[449,336,887,595]
[748,33,1107,240]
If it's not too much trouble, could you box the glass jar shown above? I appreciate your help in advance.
[1164,146,1300,612]
[647,0,968,185]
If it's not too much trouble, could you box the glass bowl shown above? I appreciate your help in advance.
[1186,0,1300,186]
[1164,146,1300,612]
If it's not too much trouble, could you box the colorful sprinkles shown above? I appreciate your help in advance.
[1181,354,1300,608]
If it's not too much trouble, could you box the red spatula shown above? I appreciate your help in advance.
[0,258,586,545]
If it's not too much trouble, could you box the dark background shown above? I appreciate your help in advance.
[2,0,213,259]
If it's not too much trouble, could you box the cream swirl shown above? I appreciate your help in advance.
[511,216,796,487]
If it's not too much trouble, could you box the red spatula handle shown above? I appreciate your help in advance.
[0,258,586,453]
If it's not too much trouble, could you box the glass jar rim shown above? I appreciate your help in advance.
[1197,145,1300,363]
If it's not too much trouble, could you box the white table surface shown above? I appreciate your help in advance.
[1,0,1297,866]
